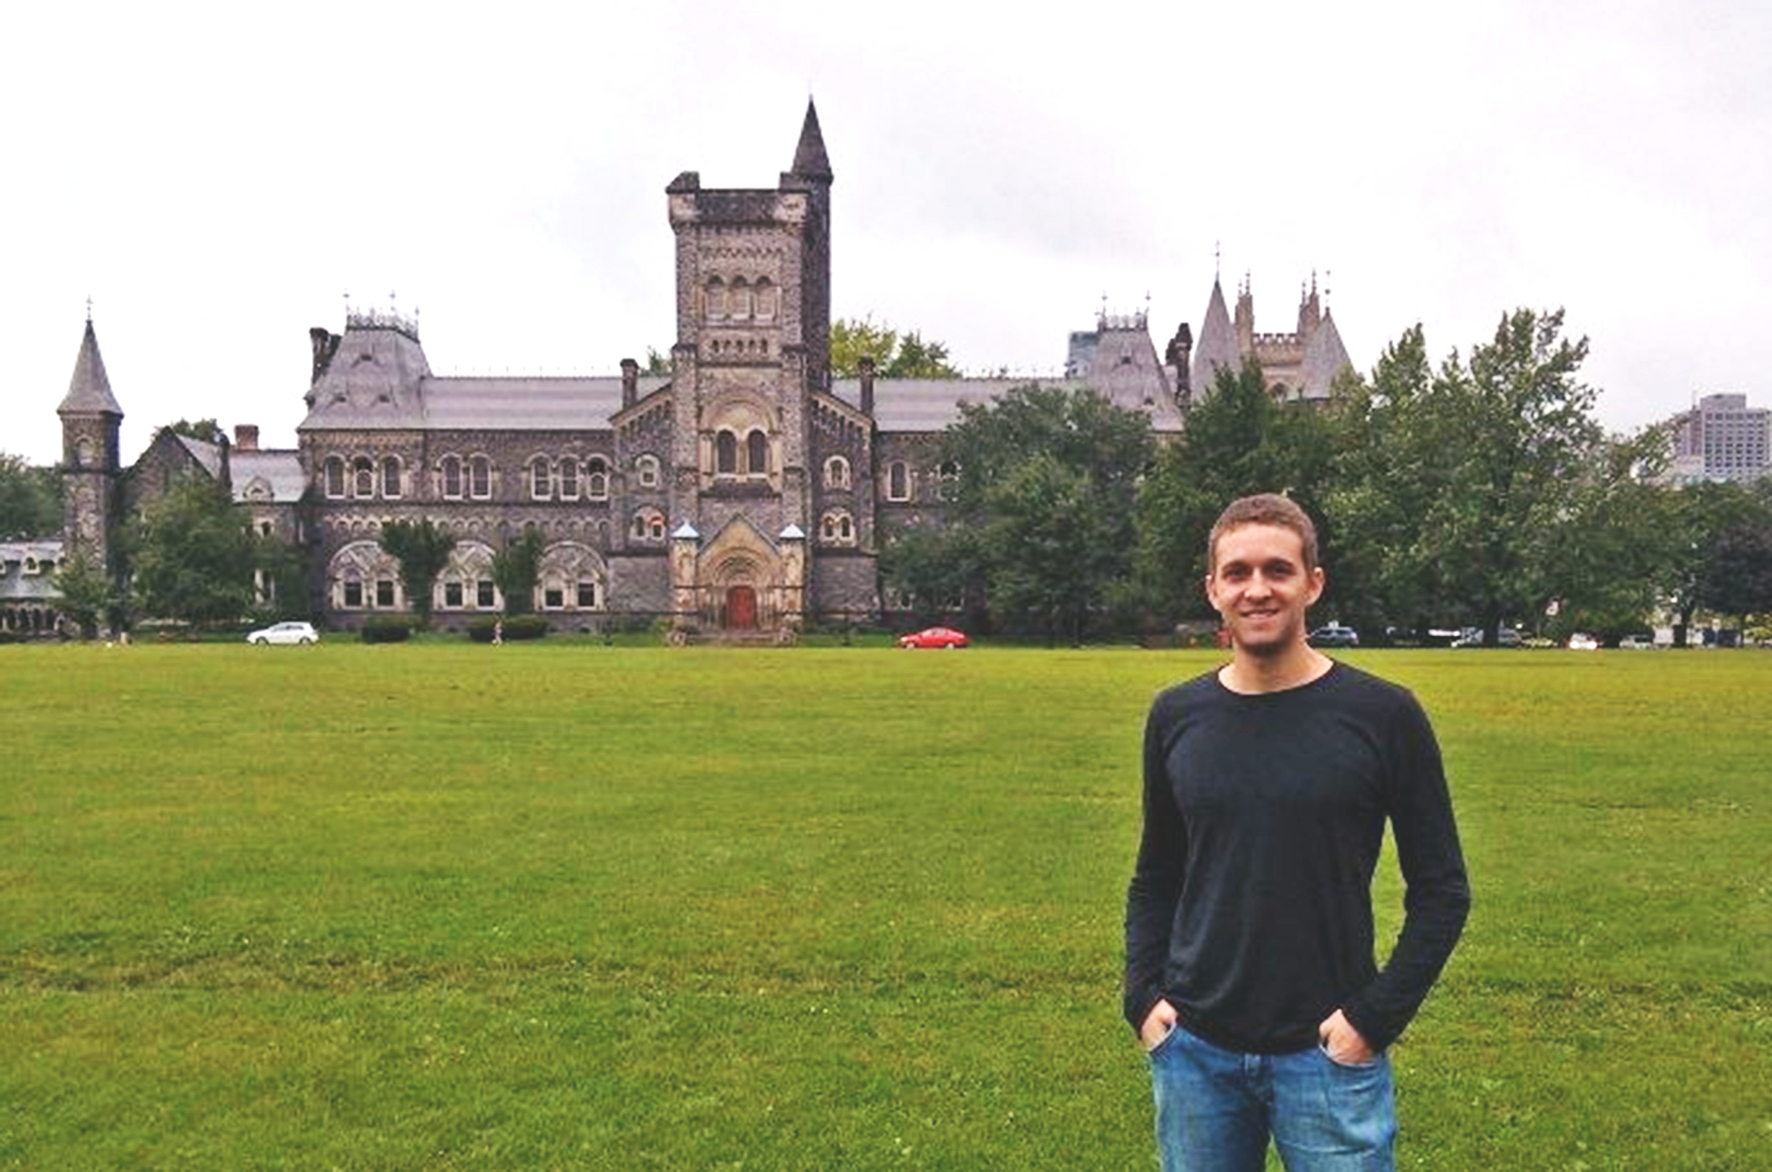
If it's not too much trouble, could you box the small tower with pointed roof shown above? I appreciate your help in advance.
[57,315,124,575]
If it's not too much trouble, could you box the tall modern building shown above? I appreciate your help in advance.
[1667,393,1771,484]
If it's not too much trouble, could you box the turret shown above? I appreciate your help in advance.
[56,316,124,574]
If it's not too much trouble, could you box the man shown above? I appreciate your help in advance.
[1124,494,1471,1171]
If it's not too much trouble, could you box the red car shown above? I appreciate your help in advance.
[898,626,969,649]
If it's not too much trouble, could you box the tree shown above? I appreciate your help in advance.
[51,549,120,640]
[1695,506,1772,636]
[0,453,63,540]
[491,526,544,616]
[829,316,960,379]
[155,418,225,445]
[920,384,1153,642]
[128,476,255,626]
[1661,480,1767,646]
[379,518,457,628]
[644,347,671,376]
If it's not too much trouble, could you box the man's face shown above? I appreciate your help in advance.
[1205,522,1325,656]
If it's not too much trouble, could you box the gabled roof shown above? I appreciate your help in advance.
[172,433,225,480]
[58,320,122,416]
[1190,277,1240,397]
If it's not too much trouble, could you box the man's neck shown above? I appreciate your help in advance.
[1218,641,1333,695]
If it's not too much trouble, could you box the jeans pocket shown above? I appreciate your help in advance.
[1145,1020,1183,1058]
[1318,1041,1384,1071]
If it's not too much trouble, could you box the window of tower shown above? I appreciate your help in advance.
[325,456,346,499]
[635,455,660,489]
[716,430,739,475]
[381,456,402,499]
[441,455,463,499]
[746,430,768,476]
[559,458,579,500]
[755,279,778,322]
[706,277,727,322]
[470,455,492,499]
[825,455,851,489]
[586,457,609,500]
[353,457,375,499]
[887,460,910,502]
[730,278,752,321]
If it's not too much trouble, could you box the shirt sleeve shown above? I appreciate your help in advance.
[1342,691,1472,1051]
[1123,691,1187,1033]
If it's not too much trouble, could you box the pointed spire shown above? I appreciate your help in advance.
[58,317,123,416]
[1299,307,1352,400]
[790,98,833,181]
[1191,275,1241,398]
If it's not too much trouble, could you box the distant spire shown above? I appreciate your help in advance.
[790,98,833,181]
[58,317,123,416]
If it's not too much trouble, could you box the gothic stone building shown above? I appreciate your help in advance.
[51,103,1350,638]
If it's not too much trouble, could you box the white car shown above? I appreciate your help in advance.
[247,621,319,646]
[1567,632,1599,651]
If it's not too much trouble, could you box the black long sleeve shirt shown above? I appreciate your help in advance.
[1123,663,1471,1054]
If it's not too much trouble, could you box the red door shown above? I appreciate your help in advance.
[726,585,757,630]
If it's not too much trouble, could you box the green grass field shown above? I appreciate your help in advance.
[2,643,1767,1170]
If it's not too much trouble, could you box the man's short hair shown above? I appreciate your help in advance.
[1207,493,1320,573]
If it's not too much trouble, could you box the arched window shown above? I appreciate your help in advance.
[746,430,768,476]
[824,455,851,490]
[353,457,375,498]
[530,457,552,500]
[887,460,910,502]
[325,456,346,499]
[381,456,402,499]
[635,455,660,489]
[730,278,752,321]
[716,431,739,475]
[821,510,856,545]
[470,455,492,499]
[706,277,727,321]
[631,508,666,542]
[754,279,778,322]
[559,459,579,500]
[441,455,463,499]
[586,457,609,500]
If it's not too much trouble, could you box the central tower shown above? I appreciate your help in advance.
[661,101,834,634]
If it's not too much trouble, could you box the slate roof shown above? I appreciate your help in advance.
[1298,308,1353,399]
[57,320,122,416]
[230,450,307,503]
[300,374,672,432]
[172,434,225,480]
[0,541,65,602]
[1190,277,1241,395]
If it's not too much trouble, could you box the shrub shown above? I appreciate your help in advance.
[361,616,413,644]
[466,615,549,643]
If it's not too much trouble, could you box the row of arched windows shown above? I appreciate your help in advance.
[323,453,664,502]
[705,276,779,324]
[714,429,770,477]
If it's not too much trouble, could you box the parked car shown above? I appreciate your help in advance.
[247,621,319,646]
[1618,634,1656,650]
[1452,627,1522,648]
[1308,623,1360,648]
[898,626,968,649]
[1567,632,1600,651]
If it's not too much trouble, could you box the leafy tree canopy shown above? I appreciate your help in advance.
[830,317,960,379]
[128,476,255,626]
[492,527,545,616]
[155,418,226,445]
[0,452,63,540]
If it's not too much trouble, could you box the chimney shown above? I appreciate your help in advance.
[234,424,260,452]
[859,356,876,417]
[621,358,639,409]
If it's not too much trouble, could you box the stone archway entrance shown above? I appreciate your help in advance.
[724,584,758,630]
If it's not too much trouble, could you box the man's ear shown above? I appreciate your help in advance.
[1306,566,1326,607]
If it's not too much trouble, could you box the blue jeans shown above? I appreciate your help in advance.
[1148,1023,1396,1171]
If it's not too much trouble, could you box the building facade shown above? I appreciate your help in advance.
[49,104,1351,638]
[1666,393,1771,484]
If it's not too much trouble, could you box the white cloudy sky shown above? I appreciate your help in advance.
[5,0,1767,466]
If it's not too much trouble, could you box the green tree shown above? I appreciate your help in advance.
[830,316,960,379]
[0,453,64,540]
[644,347,671,376]
[926,384,1153,642]
[155,419,225,445]
[379,518,457,628]
[51,549,120,640]
[128,476,255,626]
[1661,480,1767,646]
[492,527,545,616]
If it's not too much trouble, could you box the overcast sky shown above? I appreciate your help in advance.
[6,0,1767,467]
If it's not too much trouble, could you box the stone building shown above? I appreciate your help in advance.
[50,103,1350,638]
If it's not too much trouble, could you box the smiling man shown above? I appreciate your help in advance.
[1124,494,1471,1171]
